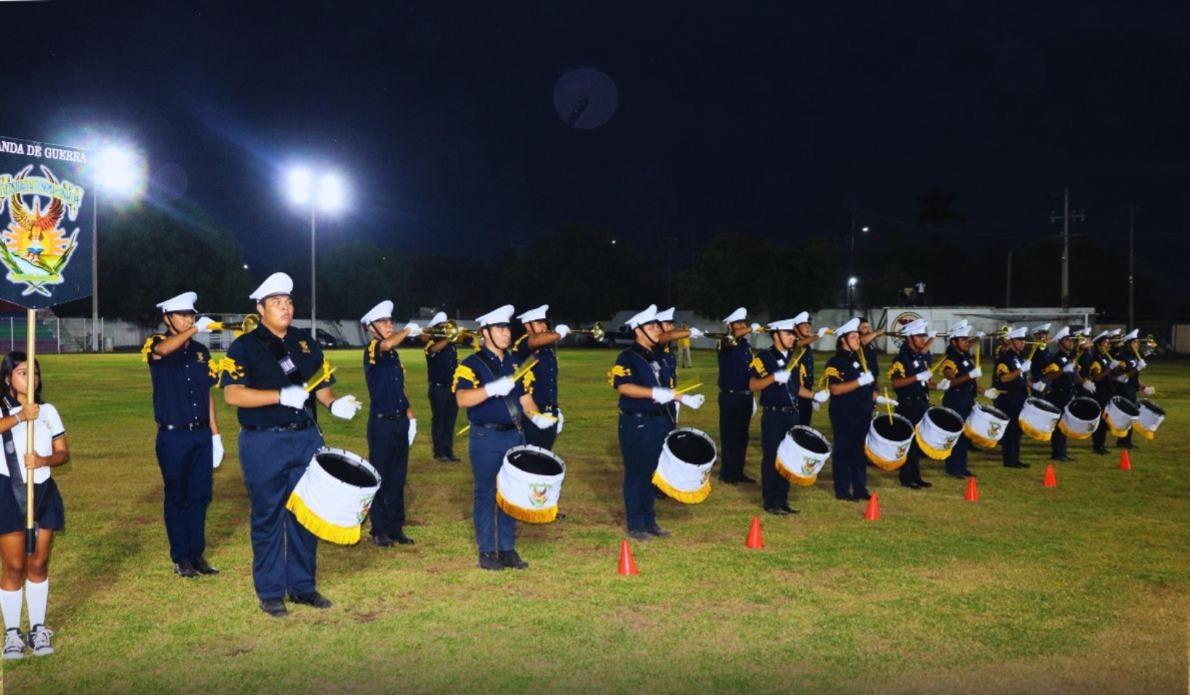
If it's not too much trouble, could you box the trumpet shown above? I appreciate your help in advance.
[424,320,478,344]
[207,314,260,336]
[567,322,605,341]
[887,330,950,339]
[703,326,759,344]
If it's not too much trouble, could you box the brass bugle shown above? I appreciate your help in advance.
[887,330,950,339]
[208,313,260,335]
[424,320,476,343]
[568,322,605,341]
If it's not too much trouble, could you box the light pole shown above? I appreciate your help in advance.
[284,166,347,336]
[848,206,869,314]
[88,142,147,352]
[847,276,859,313]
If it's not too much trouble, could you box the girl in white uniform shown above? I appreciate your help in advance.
[0,353,69,659]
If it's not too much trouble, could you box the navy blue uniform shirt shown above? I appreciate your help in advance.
[453,346,526,425]
[941,346,976,396]
[610,344,665,415]
[144,334,218,426]
[825,349,874,414]
[219,325,335,427]
[512,334,559,410]
[749,346,799,410]
[364,338,410,417]
[425,340,459,386]
[994,348,1027,396]
[889,344,930,402]
[717,337,752,391]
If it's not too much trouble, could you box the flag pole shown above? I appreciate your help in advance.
[25,308,36,555]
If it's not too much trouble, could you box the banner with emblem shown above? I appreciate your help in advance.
[0,136,93,309]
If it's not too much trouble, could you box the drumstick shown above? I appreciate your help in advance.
[883,387,894,424]
[511,356,539,382]
[457,424,470,436]
[784,347,807,374]
[675,382,702,395]
[304,363,336,392]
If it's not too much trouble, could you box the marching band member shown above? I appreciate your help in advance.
[1041,326,1077,462]
[1028,324,1052,397]
[792,312,818,427]
[360,301,420,546]
[887,319,936,489]
[513,305,568,450]
[221,272,362,617]
[424,312,463,462]
[1082,330,1116,455]
[1112,330,1153,451]
[143,292,222,578]
[993,326,1031,469]
[453,305,547,570]
[716,308,755,484]
[941,321,979,478]
[656,307,702,424]
[859,317,883,385]
[825,319,887,501]
[748,318,813,516]
[0,353,68,658]
[610,305,703,541]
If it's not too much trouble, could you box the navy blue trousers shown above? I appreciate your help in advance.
[760,409,797,507]
[995,394,1025,467]
[429,384,458,458]
[155,428,213,564]
[367,416,410,536]
[468,426,520,553]
[619,414,668,531]
[239,427,322,601]
[830,410,869,498]
[717,392,752,482]
[942,392,974,475]
[896,400,928,485]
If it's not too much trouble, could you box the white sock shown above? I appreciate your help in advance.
[0,588,22,631]
[25,579,47,628]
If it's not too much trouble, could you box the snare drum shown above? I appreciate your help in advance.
[496,445,566,523]
[864,414,914,471]
[1058,397,1101,440]
[1019,397,1061,442]
[775,425,831,486]
[1134,399,1165,440]
[286,448,381,545]
[1104,396,1140,438]
[915,407,964,460]
[964,403,1010,450]
[653,428,717,503]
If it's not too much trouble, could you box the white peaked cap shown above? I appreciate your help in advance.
[836,318,860,335]
[901,318,929,336]
[476,305,515,327]
[516,304,549,323]
[361,300,394,325]
[1050,326,1070,343]
[655,307,675,322]
[1008,326,1028,339]
[250,272,294,301]
[767,318,797,331]
[722,307,747,324]
[626,304,659,329]
[156,292,197,313]
[427,311,448,327]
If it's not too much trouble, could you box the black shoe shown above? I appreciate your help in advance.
[646,524,671,538]
[1093,447,1108,455]
[718,477,740,485]
[1004,461,1028,469]
[779,503,800,514]
[627,529,652,542]
[964,471,976,478]
[915,479,933,488]
[900,480,921,489]
[174,561,197,578]
[260,598,287,618]
[854,490,872,501]
[498,550,528,569]
[478,551,505,570]
[764,505,790,516]
[288,591,333,609]
[1051,455,1072,462]
[738,474,757,484]
[433,455,448,462]
[191,556,220,575]
[393,530,415,545]
[371,533,395,548]
[446,455,461,462]
[945,473,966,480]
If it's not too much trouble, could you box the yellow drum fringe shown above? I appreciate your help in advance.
[1057,418,1095,440]
[1019,417,1054,442]
[774,458,817,487]
[650,471,711,504]
[285,493,362,546]
[496,490,558,523]
[914,428,957,460]
[864,443,906,471]
[1133,422,1156,440]
[963,423,1000,450]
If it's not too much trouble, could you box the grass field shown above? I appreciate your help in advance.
[3,347,1187,693]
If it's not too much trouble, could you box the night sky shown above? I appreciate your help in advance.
[7,2,1190,301]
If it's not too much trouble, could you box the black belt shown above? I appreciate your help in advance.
[721,389,751,396]
[619,410,666,418]
[241,421,314,432]
[374,412,408,421]
[474,422,517,432]
[158,421,210,432]
[429,382,451,388]
[763,406,797,414]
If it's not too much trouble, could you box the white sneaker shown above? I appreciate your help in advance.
[28,624,52,656]
[3,627,25,659]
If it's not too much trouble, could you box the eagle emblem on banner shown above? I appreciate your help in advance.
[0,165,83,296]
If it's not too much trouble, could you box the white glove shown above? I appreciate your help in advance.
[679,393,705,410]
[915,370,931,383]
[330,395,362,420]
[969,367,983,379]
[817,326,831,338]
[936,379,950,391]
[554,324,570,340]
[857,372,874,386]
[1020,360,1032,372]
[403,322,422,338]
[530,412,558,429]
[279,385,310,410]
[812,400,821,411]
[211,434,224,469]
[772,370,791,385]
[195,316,215,332]
[1109,359,1120,370]
[651,388,675,404]
[407,418,417,446]
[1081,381,1097,394]
[689,327,704,339]
[750,323,761,333]
[1115,374,1129,383]
[1063,362,1076,374]
[1031,382,1046,393]
[673,402,681,422]
[983,388,999,399]
[813,388,830,403]
[1142,385,1156,396]
[876,395,898,407]
[1136,359,1147,371]
[484,376,516,398]
[556,409,564,434]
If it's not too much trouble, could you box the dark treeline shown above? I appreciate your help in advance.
[58,207,1167,325]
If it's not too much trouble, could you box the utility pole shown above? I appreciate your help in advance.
[1005,248,1012,306]
[1050,189,1085,311]
[1128,205,1135,327]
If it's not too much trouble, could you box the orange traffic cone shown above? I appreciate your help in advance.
[617,539,639,576]
[1043,463,1057,487]
[864,493,881,521]
[745,516,764,549]
[964,476,980,502]
[1119,449,1132,471]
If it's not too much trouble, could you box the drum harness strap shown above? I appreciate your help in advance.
[253,327,322,437]
[475,349,527,444]
[1,395,45,539]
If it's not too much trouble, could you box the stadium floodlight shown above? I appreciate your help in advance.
[282,163,349,330]
[848,276,858,287]
[91,142,148,202]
